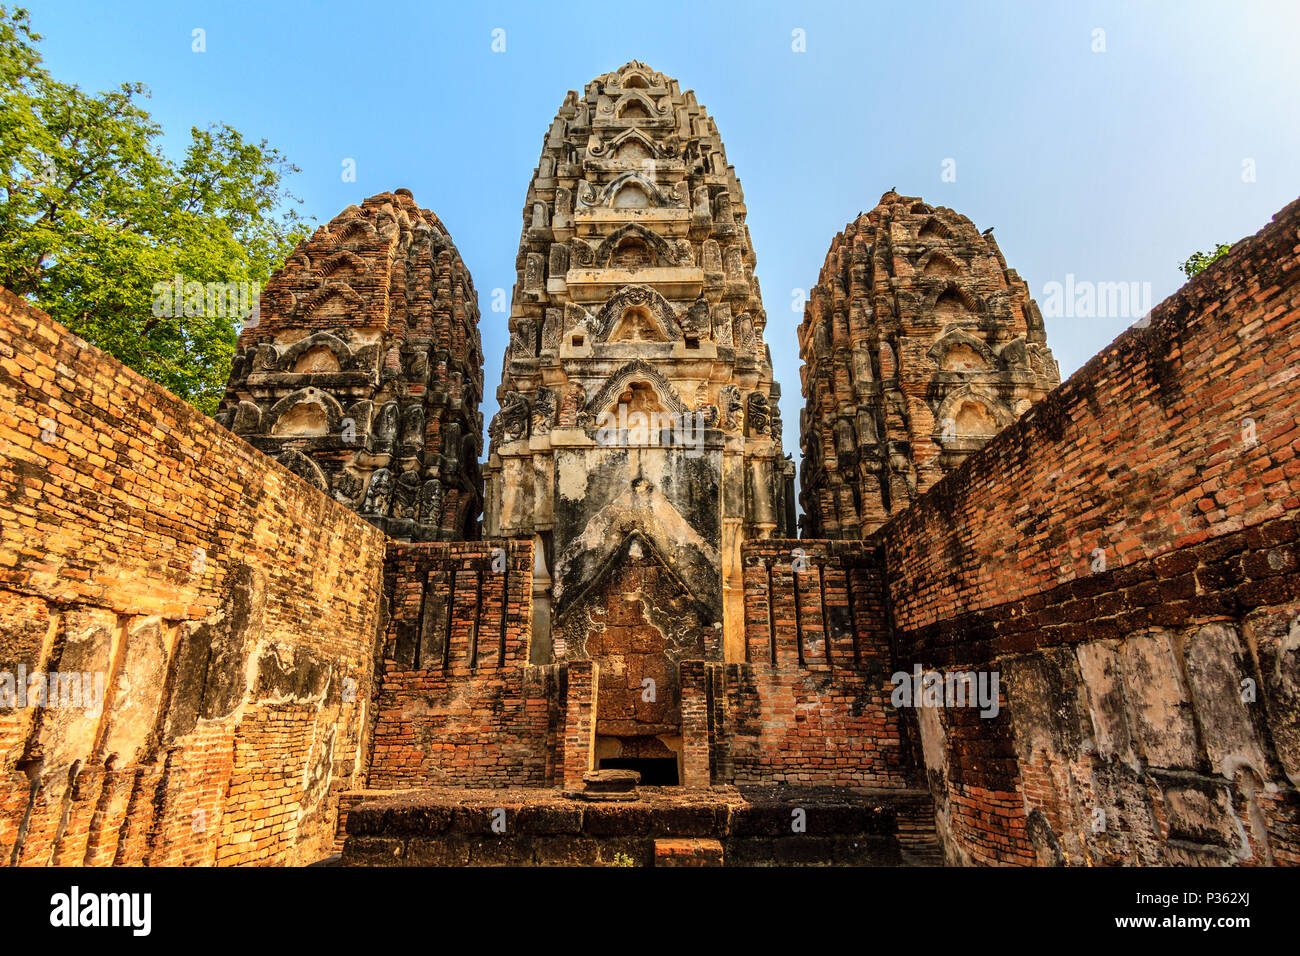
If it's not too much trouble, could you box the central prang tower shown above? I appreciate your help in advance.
[485,62,793,765]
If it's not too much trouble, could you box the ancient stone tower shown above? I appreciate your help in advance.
[217,190,484,541]
[484,62,795,766]
[798,191,1059,538]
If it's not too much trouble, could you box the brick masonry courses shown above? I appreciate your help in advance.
[871,196,1300,865]
[0,289,386,866]
[2,128,1298,867]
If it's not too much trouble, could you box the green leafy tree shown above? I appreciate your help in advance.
[0,6,311,414]
[1180,243,1233,280]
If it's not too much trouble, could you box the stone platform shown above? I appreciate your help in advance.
[338,785,943,866]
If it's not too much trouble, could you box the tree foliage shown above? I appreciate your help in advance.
[1180,243,1233,280]
[0,5,311,414]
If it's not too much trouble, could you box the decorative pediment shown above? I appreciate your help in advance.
[318,251,367,278]
[552,481,721,626]
[932,385,1012,439]
[297,281,364,319]
[923,283,981,320]
[280,331,352,372]
[917,216,951,240]
[593,286,682,341]
[927,327,996,370]
[589,128,665,162]
[556,529,710,628]
[602,61,669,92]
[608,307,669,343]
[329,217,378,247]
[265,388,346,437]
[593,224,679,268]
[584,360,689,419]
[609,90,668,120]
[576,172,686,209]
[276,449,329,492]
[918,250,962,277]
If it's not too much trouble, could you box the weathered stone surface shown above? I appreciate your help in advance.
[216,189,484,542]
[582,768,639,791]
[798,192,1059,537]
[337,785,932,866]
[1121,631,1200,770]
[483,62,796,780]
[1183,623,1267,780]
[1246,608,1300,789]
[4,58,1300,871]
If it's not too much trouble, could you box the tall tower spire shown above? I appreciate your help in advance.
[217,190,484,541]
[485,64,793,767]
[798,192,1059,538]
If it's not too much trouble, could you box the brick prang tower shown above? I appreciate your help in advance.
[217,190,484,541]
[483,62,796,768]
[798,191,1060,538]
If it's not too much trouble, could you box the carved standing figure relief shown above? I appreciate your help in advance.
[442,421,463,478]
[512,318,538,359]
[333,469,363,505]
[814,324,830,360]
[719,385,744,431]
[418,478,444,528]
[532,387,557,435]
[541,309,562,354]
[400,405,425,450]
[558,382,586,428]
[409,350,430,383]
[372,401,400,453]
[747,392,770,436]
[683,295,709,337]
[497,391,531,442]
[713,304,733,347]
[735,312,759,355]
[393,471,421,519]
[835,418,857,459]
[363,468,394,516]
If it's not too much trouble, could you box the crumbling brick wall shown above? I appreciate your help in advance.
[876,196,1300,865]
[0,290,386,867]
[710,540,911,788]
[367,539,572,788]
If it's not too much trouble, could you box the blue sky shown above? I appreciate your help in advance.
[22,0,1300,440]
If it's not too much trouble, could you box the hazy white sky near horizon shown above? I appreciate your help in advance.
[23,0,1300,448]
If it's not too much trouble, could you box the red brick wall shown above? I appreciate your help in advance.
[714,540,912,788]
[0,289,386,867]
[561,660,597,790]
[367,540,570,789]
[876,197,1300,865]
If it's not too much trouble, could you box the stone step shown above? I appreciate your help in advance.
[339,784,943,866]
[654,837,724,866]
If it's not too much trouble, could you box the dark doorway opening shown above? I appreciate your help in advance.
[599,757,679,786]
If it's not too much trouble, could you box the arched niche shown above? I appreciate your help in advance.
[293,346,342,374]
[266,388,344,437]
[612,182,652,208]
[611,237,654,270]
[918,217,950,240]
[921,252,961,277]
